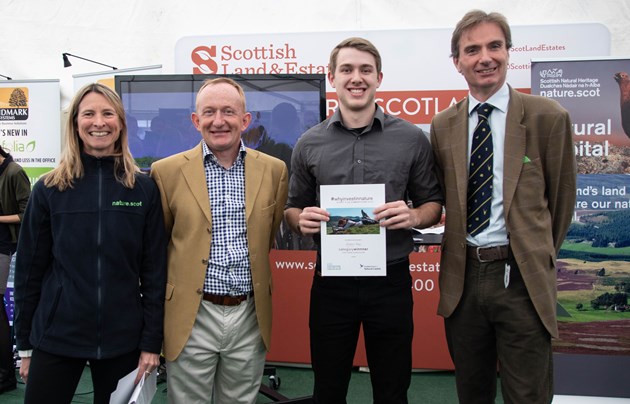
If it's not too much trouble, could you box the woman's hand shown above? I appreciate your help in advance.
[20,357,31,383]
[134,351,160,385]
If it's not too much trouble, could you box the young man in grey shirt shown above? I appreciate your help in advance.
[285,37,443,404]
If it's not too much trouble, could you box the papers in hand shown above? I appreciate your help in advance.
[109,368,157,404]
[320,184,386,276]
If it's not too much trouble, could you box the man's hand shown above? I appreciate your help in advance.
[297,206,330,234]
[374,201,416,230]
[374,200,442,230]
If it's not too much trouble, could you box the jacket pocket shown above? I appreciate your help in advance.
[520,156,543,178]
[43,284,63,332]
[261,201,277,214]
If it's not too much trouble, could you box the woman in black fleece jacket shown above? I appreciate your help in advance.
[14,83,167,404]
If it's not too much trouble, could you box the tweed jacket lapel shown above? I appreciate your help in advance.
[502,87,527,219]
[449,99,472,222]
[245,148,265,221]
[448,88,528,224]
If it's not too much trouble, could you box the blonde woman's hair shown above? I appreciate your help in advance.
[44,83,140,191]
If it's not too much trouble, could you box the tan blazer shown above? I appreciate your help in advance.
[151,143,288,361]
[430,87,576,338]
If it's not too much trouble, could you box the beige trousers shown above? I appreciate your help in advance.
[166,297,266,404]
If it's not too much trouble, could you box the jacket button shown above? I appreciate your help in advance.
[201,258,208,264]
[196,288,203,295]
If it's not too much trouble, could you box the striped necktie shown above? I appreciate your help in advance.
[467,103,495,236]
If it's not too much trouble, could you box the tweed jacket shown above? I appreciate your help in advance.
[430,86,576,337]
[151,142,288,360]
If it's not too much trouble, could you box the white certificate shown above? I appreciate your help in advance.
[109,368,157,404]
[320,184,386,276]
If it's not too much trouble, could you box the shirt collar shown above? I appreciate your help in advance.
[327,104,384,133]
[202,140,247,164]
[467,82,510,116]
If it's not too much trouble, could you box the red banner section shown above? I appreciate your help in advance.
[325,88,530,125]
[326,90,467,124]
[267,250,316,364]
[267,249,454,370]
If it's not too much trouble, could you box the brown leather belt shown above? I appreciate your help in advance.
[203,292,253,306]
[466,244,510,263]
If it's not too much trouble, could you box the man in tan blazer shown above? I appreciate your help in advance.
[151,78,288,404]
[430,10,576,404]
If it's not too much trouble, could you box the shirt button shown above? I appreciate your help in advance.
[357,159,362,164]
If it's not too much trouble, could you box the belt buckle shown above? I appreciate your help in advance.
[475,247,492,263]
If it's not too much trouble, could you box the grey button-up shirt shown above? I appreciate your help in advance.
[286,105,443,261]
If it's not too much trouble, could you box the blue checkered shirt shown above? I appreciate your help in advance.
[202,141,252,296]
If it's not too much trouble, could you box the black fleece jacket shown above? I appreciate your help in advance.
[14,154,167,359]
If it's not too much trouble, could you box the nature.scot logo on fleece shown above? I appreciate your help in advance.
[0,87,29,121]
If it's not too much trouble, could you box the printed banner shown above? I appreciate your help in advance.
[175,25,609,130]
[267,249,451,370]
[1,79,61,323]
[0,79,60,177]
[531,57,630,357]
